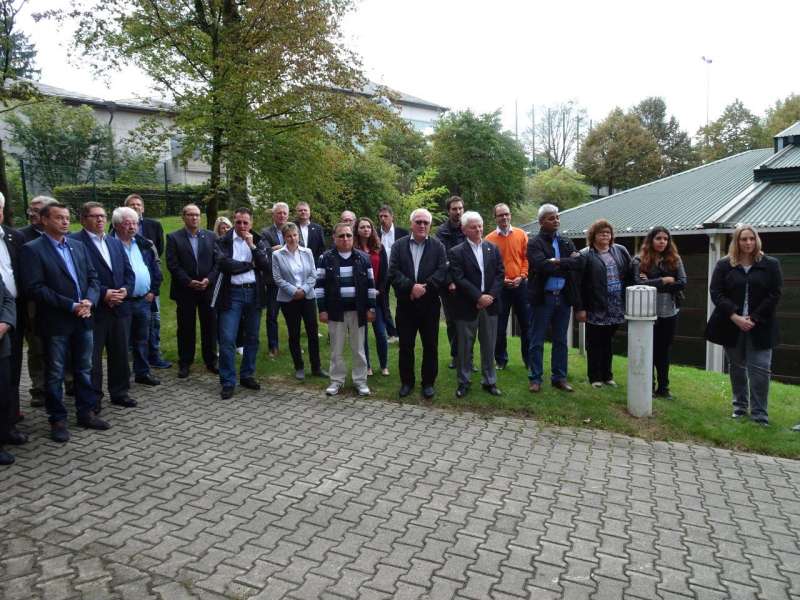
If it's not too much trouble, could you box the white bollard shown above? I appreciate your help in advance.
[625,286,657,417]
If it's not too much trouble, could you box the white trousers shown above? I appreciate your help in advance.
[328,311,367,386]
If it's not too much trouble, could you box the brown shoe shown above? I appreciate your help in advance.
[553,380,574,392]
[529,381,541,393]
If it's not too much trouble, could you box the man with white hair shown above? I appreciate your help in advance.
[449,211,505,398]
[388,208,448,399]
[260,202,289,357]
[526,204,585,393]
[112,206,163,388]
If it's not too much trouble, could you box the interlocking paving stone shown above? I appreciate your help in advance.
[2,366,800,599]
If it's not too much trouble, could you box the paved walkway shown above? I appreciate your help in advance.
[2,369,800,600]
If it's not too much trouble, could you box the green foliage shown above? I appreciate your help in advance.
[632,96,699,176]
[52,183,208,218]
[764,93,800,138]
[395,167,448,226]
[524,101,588,168]
[0,16,39,80]
[575,108,662,195]
[430,110,528,216]
[528,166,591,212]
[369,121,429,195]
[696,99,767,162]
[331,152,400,228]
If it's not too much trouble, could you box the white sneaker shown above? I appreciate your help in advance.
[591,381,603,388]
[236,347,244,355]
[325,383,341,396]
[604,380,618,387]
[387,336,399,344]
[356,384,370,396]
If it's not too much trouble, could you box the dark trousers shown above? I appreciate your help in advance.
[495,280,531,367]
[266,285,279,351]
[0,355,11,441]
[92,310,131,408]
[653,315,678,392]
[397,301,440,387]
[9,299,24,418]
[24,300,45,399]
[586,323,620,383]
[383,289,398,337]
[44,329,95,423]
[148,296,163,362]
[130,298,153,377]
[441,293,457,359]
[176,295,217,368]
[280,299,321,372]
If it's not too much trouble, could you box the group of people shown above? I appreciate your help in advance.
[0,190,786,466]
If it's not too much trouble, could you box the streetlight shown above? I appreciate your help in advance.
[701,56,712,133]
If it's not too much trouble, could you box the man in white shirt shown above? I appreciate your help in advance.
[377,205,408,342]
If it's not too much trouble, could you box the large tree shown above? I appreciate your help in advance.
[71,0,386,224]
[764,93,800,138]
[368,121,428,195]
[575,108,662,195]
[430,110,528,216]
[524,101,587,169]
[632,97,698,176]
[696,99,766,163]
[529,166,591,212]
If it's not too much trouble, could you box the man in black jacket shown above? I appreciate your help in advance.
[527,204,584,393]
[260,202,289,357]
[0,277,16,464]
[449,212,505,398]
[294,201,326,266]
[377,204,408,340]
[435,195,465,367]
[166,204,218,379]
[389,208,448,399]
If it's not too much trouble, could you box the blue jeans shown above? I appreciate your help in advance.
[496,280,532,367]
[148,295,163,362]
[726,332,772,422]
[44,328,95,423]
[528,292,572,384]
[364,302,389,370]
[219,286,262,387]
[130,298,153,377]
[266,286,279,351]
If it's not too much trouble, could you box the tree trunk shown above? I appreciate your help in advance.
[206,127,222,228]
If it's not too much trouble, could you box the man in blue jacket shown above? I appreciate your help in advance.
[21,202,107,442]
[70,202,136,411]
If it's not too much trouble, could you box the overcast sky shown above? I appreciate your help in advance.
[20,0,800,141]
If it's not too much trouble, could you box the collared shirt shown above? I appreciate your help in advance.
[86,230,112,269]
[495,225,512,236]
[409,236,426,280]
[468,239,485,291]
[544,234,566,291]
[298,223,309,247]
[382,225,396,261]
[122,238,151,297]
[286,246,305,287]
[231,232,256,285]
[46,233,82,301]
[0,228,17,298]
[186,229,199,260]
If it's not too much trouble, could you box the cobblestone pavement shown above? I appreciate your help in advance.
[2,368,800,600]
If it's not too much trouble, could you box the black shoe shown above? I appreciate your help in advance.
[178,365,190,378]
[0,450,14,465]
[654,388,673,400]
[456,384,469,398]
[399,384,413,398]
[149,358,172,369]
[135,374,161,386]
[311,369,329,378]
[5,430,28,445]
[111,397,138,408]
[482,384,502,396]
[205,363,219,375]
[496,363,507,370]
[240,377,261,390]
[221,386,235,399]
[448,360,455,369]
[77,414,111,430]
[732,410,748,419]
[50,421,70,443]
[422,386,435,399]
[65,381,75,397]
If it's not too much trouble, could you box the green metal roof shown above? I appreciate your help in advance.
[523,149,773,238]
[760,144,800,169]
[728,183,800,228]
[775,122,800,137]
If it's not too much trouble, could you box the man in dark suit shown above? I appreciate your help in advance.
[377,204,408,341]
[0,192,28,446]
[449,211,505,398]
[436,196,466,367]
[388,208,448,399]
[166,203,218,379]
[0,276,16,465]
[124,193,171,369]
[294,201,325,266]
[260,201,289,357]
[21,202,108,443]
[69,202,136,412]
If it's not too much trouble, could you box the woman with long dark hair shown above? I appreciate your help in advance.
[706,225,782,426]
[356,217,389,376]
[577,219,632,388]
[631,227,687,399]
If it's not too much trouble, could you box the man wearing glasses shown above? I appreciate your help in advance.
[70,202,136,411]
[315,222,376,397]
[388,208,448,399]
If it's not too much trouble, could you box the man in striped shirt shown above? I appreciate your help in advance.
[316,222,377,397]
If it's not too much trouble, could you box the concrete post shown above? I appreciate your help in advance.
[625,285,657,418]
[706,233,726,373]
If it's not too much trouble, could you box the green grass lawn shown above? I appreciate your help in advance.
[147,216,800,458]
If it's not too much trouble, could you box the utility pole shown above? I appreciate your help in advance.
[514,99,518,141]
[531,105,536,171]
[576,116,581,161]
[701,56,713,141]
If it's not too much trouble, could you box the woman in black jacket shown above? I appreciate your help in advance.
[631,227,687,399]
[356,218,390,376]
[706,225,782,425]
[577,219,632,388]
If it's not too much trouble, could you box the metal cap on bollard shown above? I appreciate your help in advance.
[625,286,657,417]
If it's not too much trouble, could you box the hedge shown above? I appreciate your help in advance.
[53,183,213,218]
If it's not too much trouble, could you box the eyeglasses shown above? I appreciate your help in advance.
[87,214,106,220]
[336,233,353,239]
[414,220,431,226]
